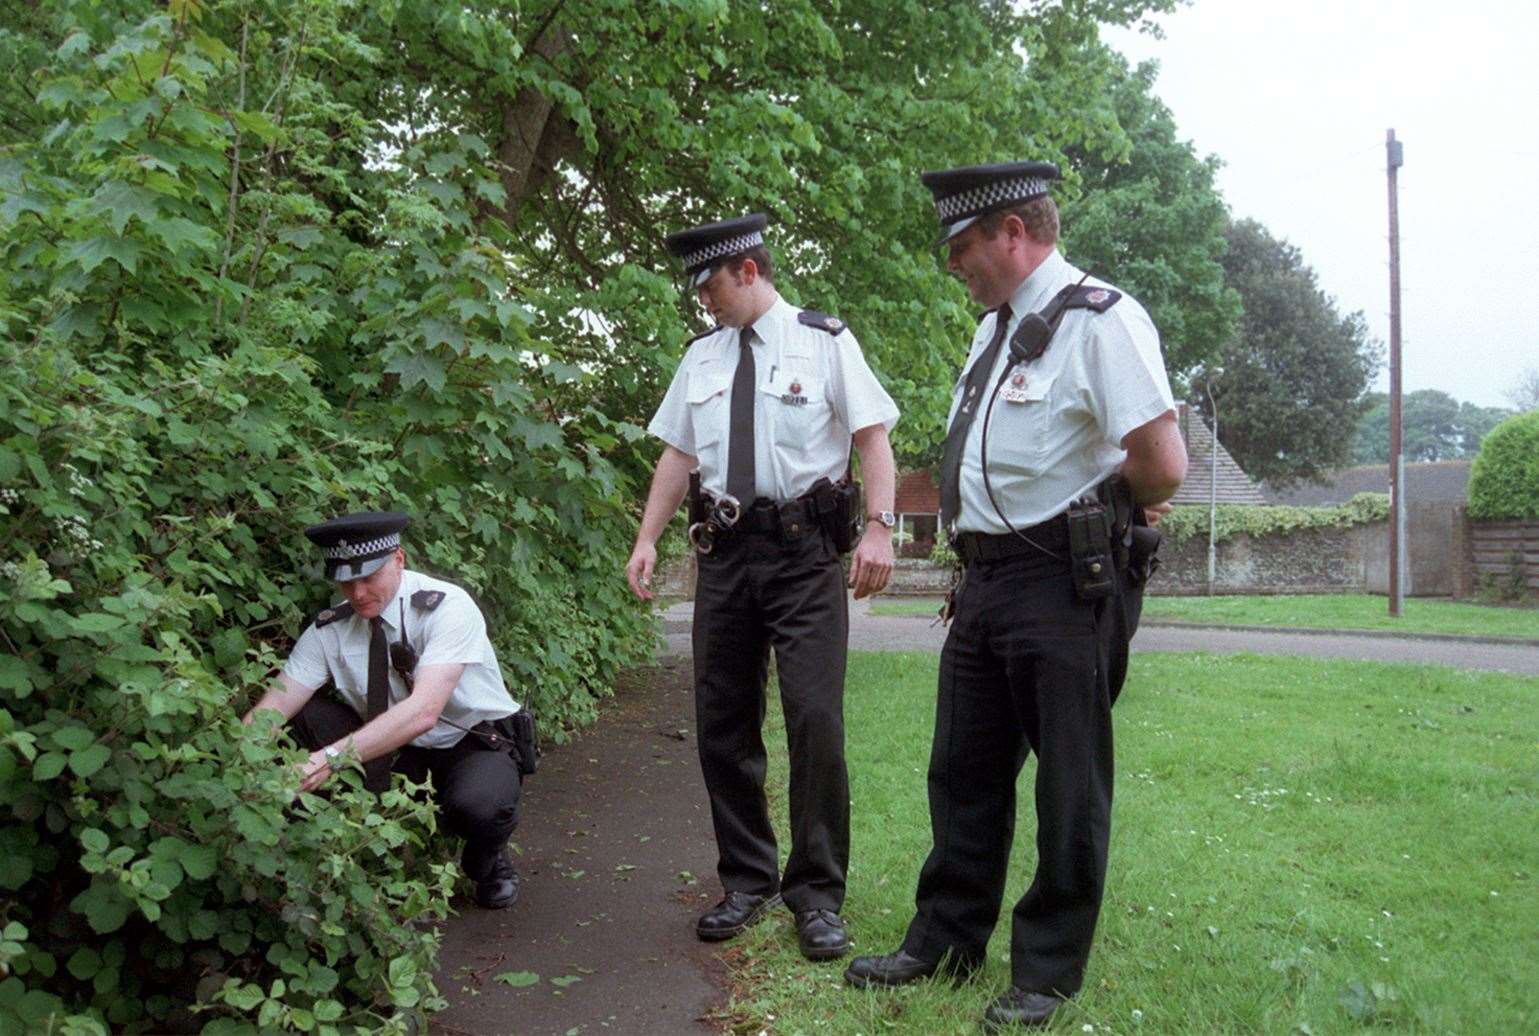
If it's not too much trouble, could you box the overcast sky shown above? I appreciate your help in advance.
[1102,0,1538,409]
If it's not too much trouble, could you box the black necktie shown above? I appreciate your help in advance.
[726,327,756,503]
[364,617,391,793]
[938,303,1012,528]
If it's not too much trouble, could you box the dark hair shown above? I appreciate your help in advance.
[725,245,774,284]
[977,195,1059,246]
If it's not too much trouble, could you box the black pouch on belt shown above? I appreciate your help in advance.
[494,708,540,777]
[1066,497,1116,601]
[805,475,862,554]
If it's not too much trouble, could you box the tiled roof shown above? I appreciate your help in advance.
[1170,404,1267,506]
[1265,459,1472,505]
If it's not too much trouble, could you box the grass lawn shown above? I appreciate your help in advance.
[1141,594,1538,640]
[868,597,947,619]
[722,651,1538,1034]
[869,593,1539,640]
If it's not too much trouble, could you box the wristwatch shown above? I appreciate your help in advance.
[867,511,896,529]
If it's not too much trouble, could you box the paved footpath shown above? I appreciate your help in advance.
[434,596,1537,1035]
[663,598,1539,676]
[431,655,725,1036]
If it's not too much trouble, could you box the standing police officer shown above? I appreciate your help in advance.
[625,214,900,960]
[843,164,1187,1028]
[244,511,525,910]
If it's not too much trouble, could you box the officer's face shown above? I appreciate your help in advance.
[945,221,1016,308]
[695,263,753,327]
[337,549,405,619]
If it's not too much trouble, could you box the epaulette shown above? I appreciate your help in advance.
[797,309,847,335]
[314,602,354,628]
[1058,284,1122,313]
[684,325,722,347]
[411,589,446,611]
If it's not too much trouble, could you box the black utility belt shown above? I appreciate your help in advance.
[726,497,821,536]
[689,475,859,555]
[954,518,1069,564]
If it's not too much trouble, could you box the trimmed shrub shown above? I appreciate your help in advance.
[1467,411,1539,520]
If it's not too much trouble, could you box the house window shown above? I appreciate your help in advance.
[897,512,939,558]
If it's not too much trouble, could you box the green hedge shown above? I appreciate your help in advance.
[1467,411,1539,520]
[0,8,652,1033]
[1159,493,1390,546]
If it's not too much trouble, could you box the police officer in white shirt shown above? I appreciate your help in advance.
[844,164,1187,1029]
[625,214,900,961]
[244,512,525,909]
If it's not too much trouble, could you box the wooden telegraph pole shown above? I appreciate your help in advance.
[1386,129,1405,616]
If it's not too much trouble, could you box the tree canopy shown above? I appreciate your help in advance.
[1062,56,1240,389]
[1191,218,1382,488]
[1352,390,1514,464]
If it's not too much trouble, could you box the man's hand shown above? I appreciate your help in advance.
[1143,501,1173,527]
[848,523,894,600]
[297,750,332,793]
[626,541,658,601]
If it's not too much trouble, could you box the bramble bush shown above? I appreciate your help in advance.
[1467,410,1539,520]
[0,3,653,1031]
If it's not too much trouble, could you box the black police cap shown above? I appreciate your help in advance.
[920,161,1060,245]
[664,213,769,288]
[304,511,410,582]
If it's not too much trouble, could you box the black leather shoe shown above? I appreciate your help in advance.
[473,856,520,910]
[794,909,850,960]
[983,988,1066,1029]
[844,949,979,988]
[696,891,780,941]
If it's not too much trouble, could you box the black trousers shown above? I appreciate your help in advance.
[692,526,850,913]
[290,698,522,882]
[901,547,1113,996]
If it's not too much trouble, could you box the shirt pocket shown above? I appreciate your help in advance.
[336,648,373,710]
[686,367,733,453]
[763,371,830,451]
[988,371,1053,477]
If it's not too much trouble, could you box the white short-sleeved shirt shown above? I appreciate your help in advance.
[951,250,1176,533]
[647,293,899,501]
[282,569,519,749]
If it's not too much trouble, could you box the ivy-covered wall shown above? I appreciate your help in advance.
[877,496,1445,598]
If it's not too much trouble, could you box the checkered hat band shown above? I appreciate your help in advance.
[681,231,764,272]
[321,533,400,560]
[936,177,1050,224]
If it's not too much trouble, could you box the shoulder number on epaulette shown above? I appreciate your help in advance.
[411,589,446,611]
[797,309,846,335]
[314,602,355,628]
[1062,285,1121,313]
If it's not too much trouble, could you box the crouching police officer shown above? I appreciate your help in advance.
[244,511,530,909]
[626,214,900,961]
